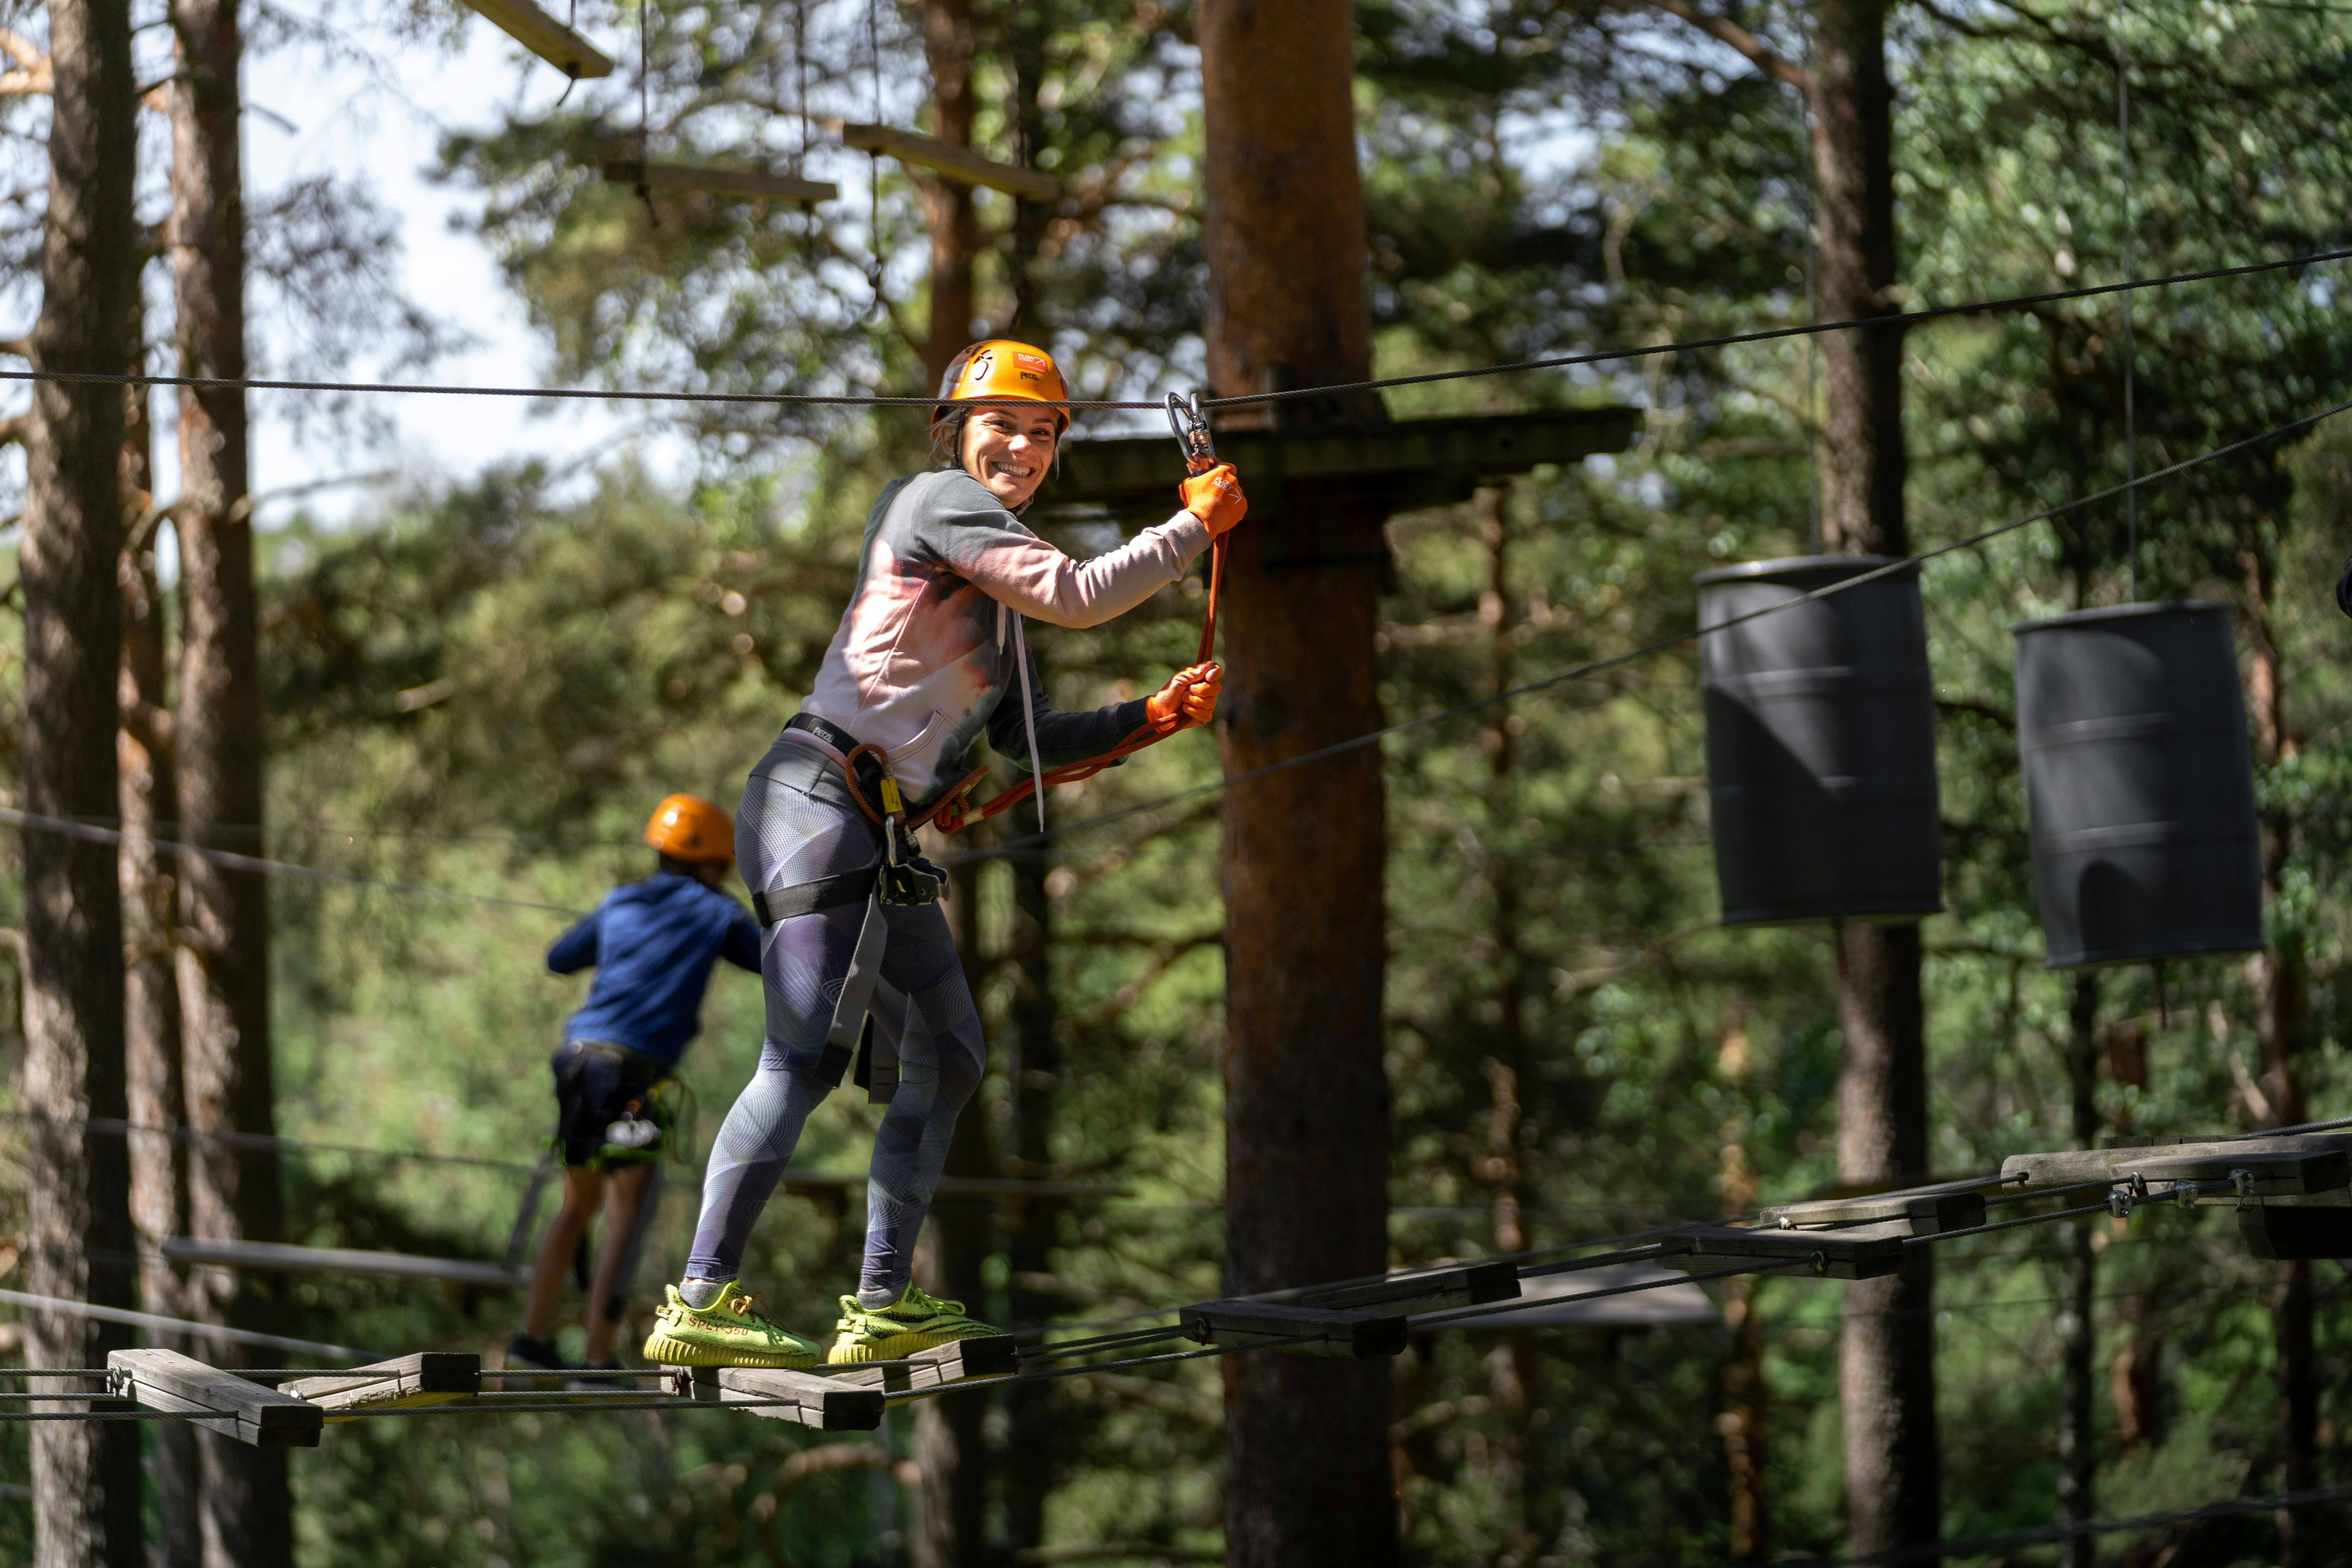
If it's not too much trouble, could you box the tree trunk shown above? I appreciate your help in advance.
[1718,1015,1768,1565]
[909,857,993,1568]
[122,356,202,1568]
[1834,924,1939,1556]
[22,2,143,1562]
[2056,975,2098,1568]
[918,0,978,389]
[1200,3,1394,1562]
[2241,550,2317,1563]
[168,1,293,1560]
[1004,846,1061,1553]
[1808,0,1937,1554]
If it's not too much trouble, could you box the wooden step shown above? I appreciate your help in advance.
[110,1350,323,1448]
[1183,1300,1408,1359]
[1758,1189,1988,1235]
[1295,1260,1521,1316]
[279,1353,479,1420]
[2001,1134,2352,1194]
[678,1366,884,1431]
[1656,1225,1907,1281]
[820,1335,1020,1403]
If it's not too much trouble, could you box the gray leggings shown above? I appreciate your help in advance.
[684,758,985,1302]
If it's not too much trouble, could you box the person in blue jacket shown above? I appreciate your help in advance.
[508,794,760,1376]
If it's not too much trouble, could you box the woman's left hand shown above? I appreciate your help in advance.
[1146,663,1222,734]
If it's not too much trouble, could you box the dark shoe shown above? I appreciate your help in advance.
[505,1332,568,1374]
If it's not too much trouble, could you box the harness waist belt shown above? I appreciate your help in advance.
[750,867,878,926]
[784,711,863,756]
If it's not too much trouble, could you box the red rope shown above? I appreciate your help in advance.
[920,529,1226,837]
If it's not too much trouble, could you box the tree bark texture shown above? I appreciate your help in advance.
[1201,4,1394,1560]
[918,0,977,390]
[22,2,143,1562]
[168,1,293,1560]
[1808,0,1935,1553]
[1806,0,1904,558]
[1004,848,1061,1553]
[2056,975,2098,1568]
[2242,562,2318,1562]
[123,367,203,1568]
[1835,922,1939,1556]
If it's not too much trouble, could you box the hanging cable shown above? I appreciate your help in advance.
[2117,31,2140,599]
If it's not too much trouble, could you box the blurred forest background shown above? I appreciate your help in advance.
[5,0,2352,1563]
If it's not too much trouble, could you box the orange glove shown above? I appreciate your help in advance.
[1179,463,1247,536]
[1145,662,1222,734]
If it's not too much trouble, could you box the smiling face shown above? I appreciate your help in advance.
[960,405,1060,509]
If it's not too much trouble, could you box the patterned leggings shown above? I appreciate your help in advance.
[684,761,985,1302]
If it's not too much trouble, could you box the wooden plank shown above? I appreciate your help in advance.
[838,123,1058,200]
[1183,1300,1409,1359]
[2001,1135,2352,1194]
[456,0,614,78]
[2241,1204,2352,1261]
[1759,1190,1988,1235]
[279,1353,480,1420]
[680,1366,885,1431]
[1036,409,1645,525]
[603,161,839,205]
[1298,1260,1522,1317]
[1655,1225,1907,1281]
[164,1237,528,1290]
[110,1349,323,1448]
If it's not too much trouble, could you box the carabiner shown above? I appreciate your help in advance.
[1166,391,1217,476]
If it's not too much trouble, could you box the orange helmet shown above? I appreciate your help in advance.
[645,794,733,864]
[933,339,1070,435]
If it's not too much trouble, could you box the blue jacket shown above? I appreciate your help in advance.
[547,872,762,1067]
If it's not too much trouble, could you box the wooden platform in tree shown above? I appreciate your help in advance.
[456,0,612,78]
[109,1349,324,1448]
[279,1353,480,1419]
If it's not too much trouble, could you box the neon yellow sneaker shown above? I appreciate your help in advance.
[825,1284,996,1364]
[641,1282,821,1368]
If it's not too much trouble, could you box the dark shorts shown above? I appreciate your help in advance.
[551,1041,675,1169]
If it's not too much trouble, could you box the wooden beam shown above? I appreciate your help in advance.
[1036,407,1644,528]
[455,0,613,78]
[1451,1265,1718,1330]
[1759,1189,1987,1235]
[1291,1260,1521,1317]
[837,122,1057,201]
[678,1366,885,1431]
[2000,1134,2352,1195]
[1655,1224,1908,1281]
[1183,1300,1409,1359]
[163,1237,528,1290]
[278,1353,479,1420]
[603,161,838,205]
[108,1349,323,1448]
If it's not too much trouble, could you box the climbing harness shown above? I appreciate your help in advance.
[922,392,1229,836]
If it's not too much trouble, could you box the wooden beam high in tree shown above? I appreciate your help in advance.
[21,0,141,1562]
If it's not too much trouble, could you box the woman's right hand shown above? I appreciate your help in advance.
[1180,464,1247,536]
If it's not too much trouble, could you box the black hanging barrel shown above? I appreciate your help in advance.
[1695,557,1943,926]
[2013,602,2262,968]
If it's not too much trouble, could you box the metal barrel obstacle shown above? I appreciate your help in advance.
[2012,602,2262,968]
[1694,556,1943,926]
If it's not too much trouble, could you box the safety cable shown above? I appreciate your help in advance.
[950,387,2352,867]
[2,244,2344,411]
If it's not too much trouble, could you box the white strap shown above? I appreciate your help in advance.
[1011,613,1048,832]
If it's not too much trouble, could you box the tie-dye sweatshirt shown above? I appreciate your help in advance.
[797,467,1210,798]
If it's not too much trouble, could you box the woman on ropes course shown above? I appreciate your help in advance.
[643,340,1247,1368]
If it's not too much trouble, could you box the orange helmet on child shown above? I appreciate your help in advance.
[933,339,1071,435]
[645,795,733,864]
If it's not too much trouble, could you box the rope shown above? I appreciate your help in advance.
[0,245,2336,411]
[0,1287,379,1361]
